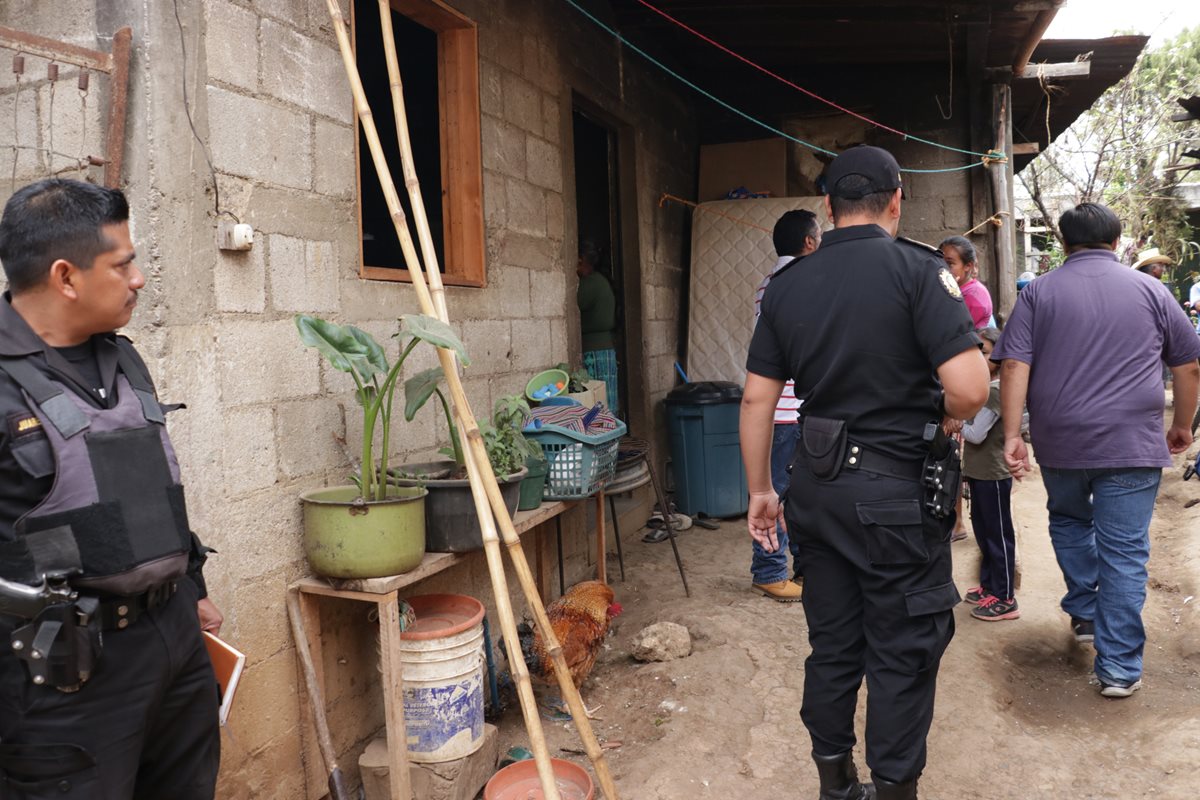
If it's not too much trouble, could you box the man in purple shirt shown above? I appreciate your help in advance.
[993,202,1200,698]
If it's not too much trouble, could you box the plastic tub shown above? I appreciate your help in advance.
[525,369,569,403]
[484,757,594,800]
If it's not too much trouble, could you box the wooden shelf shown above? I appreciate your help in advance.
[291,500,580,597]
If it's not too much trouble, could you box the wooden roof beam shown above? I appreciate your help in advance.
[1013,6,1061,75]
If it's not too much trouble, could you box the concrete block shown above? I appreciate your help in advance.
[481,116,526,180]
[247,0,307,26]
[542,92,562,144]
[244,182,356,236]
[269,235,339,312]
[360,724,499,800]
[482,169,507,229]
[511,318,553,371]
[207,86,313,190]
[501,71,541,135]
[221,405,279,493]
[0,85,42,178]
[275,398,346,478]
[214,242,267,313]
[205,0,259,92]
[546,189,564,241]
[462,319,512,375]
[478,23,522,75]
[943,197,970,231]
[217,318,320,404]
[226,649,303,746]
[505,179,546,237]
[550,317,568,363]
[214,727,307,800]
[533,39,562,95]
[526,137,563,192]
[212,484,306,584]
[479,59,504,117]
[498,231,557,272]
[223,569,292,668]
[260,18,353,123]
[491,266,531,320]
[533,270,566,317]
[314,119,356,198]
[899,198,943,233]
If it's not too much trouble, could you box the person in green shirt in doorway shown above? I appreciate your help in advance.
[577,239,619,416]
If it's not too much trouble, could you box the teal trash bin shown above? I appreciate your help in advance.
[664,381,748,517]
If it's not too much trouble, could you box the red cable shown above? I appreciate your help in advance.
[633,0,908,139]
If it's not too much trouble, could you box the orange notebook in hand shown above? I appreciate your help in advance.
[203,631,246,726]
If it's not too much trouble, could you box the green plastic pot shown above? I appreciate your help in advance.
[300,485,427,578]
[517,457,549,511]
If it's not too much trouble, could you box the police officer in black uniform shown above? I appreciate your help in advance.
[742,146,989,800]
[0,179,221,799]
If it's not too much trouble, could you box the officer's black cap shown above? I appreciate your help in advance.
[821,146,902,199]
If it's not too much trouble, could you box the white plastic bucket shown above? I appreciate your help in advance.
[399,595,486,763]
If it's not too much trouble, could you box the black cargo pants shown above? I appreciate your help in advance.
[0,578,219,800]
[786,456,959,784]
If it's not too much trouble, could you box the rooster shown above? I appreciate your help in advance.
[515,581,622,718]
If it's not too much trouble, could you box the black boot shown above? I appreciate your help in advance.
[873,775,917,800]
[813,752,876,800]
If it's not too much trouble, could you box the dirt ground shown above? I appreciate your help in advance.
[495,431,1200,798]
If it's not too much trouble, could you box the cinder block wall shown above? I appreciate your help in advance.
[3,1,697,798]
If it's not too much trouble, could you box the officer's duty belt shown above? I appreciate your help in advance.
[843,443,924,482]
[95,581,178,631]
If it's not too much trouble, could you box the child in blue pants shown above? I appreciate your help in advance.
[961,328,1020,621]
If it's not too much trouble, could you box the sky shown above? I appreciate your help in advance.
[1046,0,1200,43]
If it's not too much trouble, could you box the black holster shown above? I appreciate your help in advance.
[10,598,103,692]
[921,422,961,519]
[801,416,849,481]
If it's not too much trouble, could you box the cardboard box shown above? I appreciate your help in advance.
[698,138,787,202]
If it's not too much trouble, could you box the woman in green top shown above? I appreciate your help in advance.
[577,239,619,415]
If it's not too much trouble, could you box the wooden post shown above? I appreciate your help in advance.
[377,593,415,800]
[594,490,607,584]
[989,82,1018,323]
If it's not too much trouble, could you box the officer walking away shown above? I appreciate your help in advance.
[741,146,989,800]
[0,179,221,799]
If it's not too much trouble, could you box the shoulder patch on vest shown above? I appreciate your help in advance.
[937,268,964,300]
[6,411,43,440]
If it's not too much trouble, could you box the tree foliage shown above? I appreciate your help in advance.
[1018,26,1200,282]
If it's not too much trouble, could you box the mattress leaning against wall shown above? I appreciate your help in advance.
[686,197,826,385]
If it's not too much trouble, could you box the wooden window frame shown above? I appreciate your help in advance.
[354,0,486,287]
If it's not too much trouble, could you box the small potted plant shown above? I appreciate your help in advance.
[389,375,529,552]
[294,314,469,578]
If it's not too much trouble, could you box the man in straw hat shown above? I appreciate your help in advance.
[1131,247,1172,281]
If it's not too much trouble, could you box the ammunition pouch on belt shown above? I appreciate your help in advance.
[921,422,961,520]
[800,416,848,481]
[10,597,103,693]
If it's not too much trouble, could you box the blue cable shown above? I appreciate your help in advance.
[562,0,996,174]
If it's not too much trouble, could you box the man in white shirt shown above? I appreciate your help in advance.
[749,209,822,601]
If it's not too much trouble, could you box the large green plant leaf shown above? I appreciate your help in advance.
[404,367,444,421]
[296,315,388,382]
[399,314,470,366]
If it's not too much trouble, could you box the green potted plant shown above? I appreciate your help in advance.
[294,314,469,578]
[389,375,529,552]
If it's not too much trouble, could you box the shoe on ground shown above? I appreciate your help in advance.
[1071,616,1095,644]
[963,585,986,605]
[970,595,1020,621]
[1098,678,1142,698]
[753,579,803,602]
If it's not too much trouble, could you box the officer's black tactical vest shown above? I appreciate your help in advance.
[0,350,191,594]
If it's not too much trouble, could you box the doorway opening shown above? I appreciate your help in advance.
[572,105,628,420]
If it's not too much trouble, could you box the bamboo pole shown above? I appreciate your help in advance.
[374,3,621,796]
[322,2,565,797]
[324,11,560,792]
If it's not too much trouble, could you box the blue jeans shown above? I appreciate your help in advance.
[751,424,799,584]
[1040,467,1162,685]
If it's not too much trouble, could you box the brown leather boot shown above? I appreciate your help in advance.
[752,579,803,602]
[813,752,875,800]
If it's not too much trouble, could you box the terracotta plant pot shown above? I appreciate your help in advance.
[484,757,594,800]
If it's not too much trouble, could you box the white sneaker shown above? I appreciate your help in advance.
[1099,679,1142,698]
